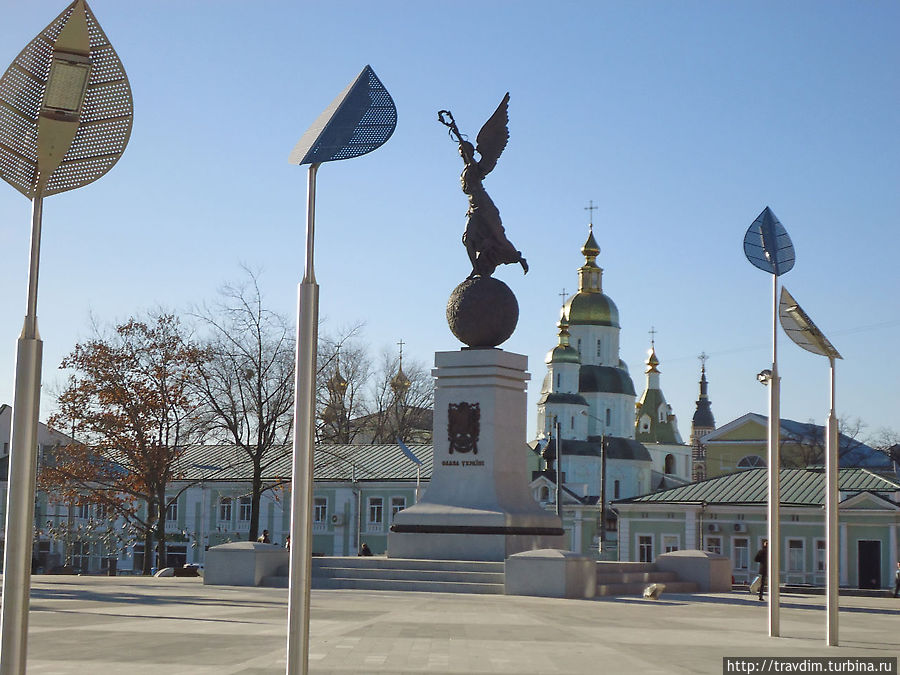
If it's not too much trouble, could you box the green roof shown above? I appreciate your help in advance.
[615,468,900,507]
[174,443,434,483]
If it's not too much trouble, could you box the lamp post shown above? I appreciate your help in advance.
[778,286,842,645]
[0,3,132,673]
[286,65,395,675]
[743,206,795,638]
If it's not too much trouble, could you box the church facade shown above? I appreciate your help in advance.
[528,226,691,556]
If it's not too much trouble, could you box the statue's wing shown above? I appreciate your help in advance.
[475,92,510,176]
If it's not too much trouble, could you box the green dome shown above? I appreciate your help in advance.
[546,343,580,365]
[579,365,635,395]
[565,292,619,327]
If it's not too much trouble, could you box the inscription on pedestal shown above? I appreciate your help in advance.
[448,402,480,454]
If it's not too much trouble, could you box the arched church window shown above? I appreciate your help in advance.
[596,339,602,358]
[640,414,650,433]
[605,408,611,426]
[556,373,560,389]
[658,404,667,423]
[614,480,620,499]
[664,454,676,474]
[539,486,549,502]
[737,455,766,469]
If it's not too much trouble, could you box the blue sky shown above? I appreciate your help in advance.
[1,1,898,443]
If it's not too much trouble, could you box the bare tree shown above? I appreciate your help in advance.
[363,350,433,444]
[868,427,900,468]
[192,269,295,541]
[783,416,867,468]
[316,326,369,444]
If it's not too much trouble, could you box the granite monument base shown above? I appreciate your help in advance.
[389,349,564,561]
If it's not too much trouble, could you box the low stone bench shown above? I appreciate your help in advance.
[204,542,288,587]
[505,549,597,598]
[654,549,731,592]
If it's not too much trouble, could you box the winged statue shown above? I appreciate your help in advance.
[439,93,528,279]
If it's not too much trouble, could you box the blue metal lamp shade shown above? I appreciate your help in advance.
[289,65,396,166]
[743,206,795,277]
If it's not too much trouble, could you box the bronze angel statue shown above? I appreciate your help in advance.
[439,94,528,279]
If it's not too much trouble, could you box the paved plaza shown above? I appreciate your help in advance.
[7,576,898,674]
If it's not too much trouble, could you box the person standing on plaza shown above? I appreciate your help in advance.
[894,561,900,598]
[754,540,768,601]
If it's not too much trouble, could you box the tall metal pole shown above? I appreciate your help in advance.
[287,163,320,675]
[768,274,781,637]
[1,195,45,675]
[826,357,839,645]
[555,418,561,517]
[599,434,607,552]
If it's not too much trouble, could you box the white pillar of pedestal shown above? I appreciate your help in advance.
[388,349,564,561]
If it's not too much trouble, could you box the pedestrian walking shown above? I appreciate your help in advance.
[753,540,768,601]
[894,561,900,598]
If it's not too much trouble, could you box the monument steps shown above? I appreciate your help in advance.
[261,556,506,594]
[595,561,699,596]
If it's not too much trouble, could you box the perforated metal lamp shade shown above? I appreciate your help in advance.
[779,287,842,359]
[743,206,795,277]
[0,0,133,199]
[289,65,396,166]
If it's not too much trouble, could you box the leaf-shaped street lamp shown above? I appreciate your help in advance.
[286,65,395,675]
[743,206,795,638]
[0,3,132,671]
[780,286,842,646]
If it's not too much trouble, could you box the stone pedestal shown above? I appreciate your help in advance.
[505,549,597,598]
[388,349,564,561]
[203,542,288,587]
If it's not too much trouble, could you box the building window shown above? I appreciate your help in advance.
[658,405,667,423]
[165,501,178,522]
[638,535,653,562]
[368,497,384,525]
[596,339,602,357]
[239,496,252,522]
[313,497,327,523]
[76,503,91,520]
[556,373,560,389]
[605,408,611,426]
[787,539,804,572]
[570,416,574,429]
[734,537,750,570]
[815,540,826,573]
[219,497,232,522]
[737,455,766,469]
[539,486,549,502]
[613,480,620,500]
[664,454,676,474]
[391,497,406,522]
[72,541,92,572]
[640,414,650,433]
[706,536,722,555]
[662,535,679,553]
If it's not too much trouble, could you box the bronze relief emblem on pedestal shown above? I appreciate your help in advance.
[448,402,480,454]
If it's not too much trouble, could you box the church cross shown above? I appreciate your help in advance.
[648,326,657,347]
[698,351,708,369]
[397,339,405,360]
[558,288,567,307]
[584,200,598,227]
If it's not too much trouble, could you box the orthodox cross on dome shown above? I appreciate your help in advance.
[648,326,657,347]
[391,339,410,397]
[698,351,709,371]
[558,287,567,308]
[397,338,405,360]
[584,200,598,228]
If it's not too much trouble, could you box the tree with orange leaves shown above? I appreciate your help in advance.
[41,313,207,574]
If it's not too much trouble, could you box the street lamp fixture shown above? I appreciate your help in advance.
[743,206,795,638]
[0,3,132,673]
[779,286,842,646]
[286,65,395,675]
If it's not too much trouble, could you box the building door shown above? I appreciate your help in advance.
[857,540,881,589]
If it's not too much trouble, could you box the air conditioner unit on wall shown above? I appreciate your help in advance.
[733,523,747,533]
[330,513,343,526]
[707,523,720,533]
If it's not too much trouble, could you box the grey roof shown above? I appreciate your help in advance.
[538,392,589,406]
[579,365,636,396]
[174,443,434,484]
[528,437,651,463]
[615,468,900,507]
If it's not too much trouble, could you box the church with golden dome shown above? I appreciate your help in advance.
[528,224,692,556]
